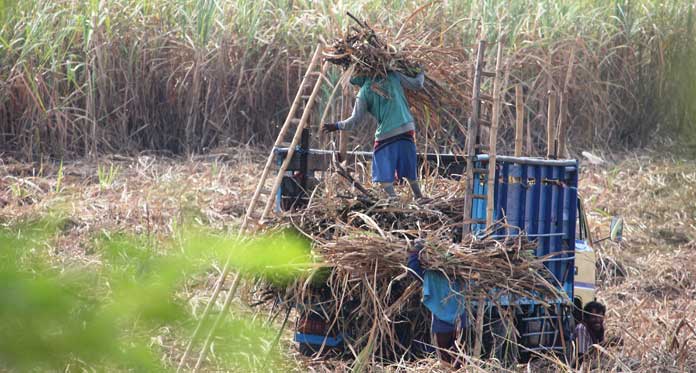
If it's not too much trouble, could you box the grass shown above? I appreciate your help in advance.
[54,159,63,193]
[97,163,120,190]
[0,1,694,159]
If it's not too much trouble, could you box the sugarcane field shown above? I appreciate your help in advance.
[1,1,696,372]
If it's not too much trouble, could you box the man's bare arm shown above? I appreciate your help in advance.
[337,94,367,131]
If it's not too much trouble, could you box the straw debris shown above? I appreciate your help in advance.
[266,176,566,364]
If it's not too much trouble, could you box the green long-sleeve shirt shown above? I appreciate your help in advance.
[338,71,424,141]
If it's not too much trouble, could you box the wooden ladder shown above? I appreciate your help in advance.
[246,45,330,226]
[177,43,333,372]
[462,40,507,234]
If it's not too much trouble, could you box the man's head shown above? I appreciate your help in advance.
[583,301,606,338]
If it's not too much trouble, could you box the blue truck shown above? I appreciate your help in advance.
[275,145,617,361]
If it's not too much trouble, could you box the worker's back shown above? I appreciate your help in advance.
[351,72,415,139]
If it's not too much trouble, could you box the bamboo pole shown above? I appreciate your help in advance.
[514,84,524,157]
[261,61,330,221]
[462,40,486,234]
[546,92,557,159]
[318,70,349,148]
[526,107,533,155]
[339,131,348,162]
[339,83,351,162]
[485,41,504,228]
[557,46,576,159]
[193,272,242,371]
[557,93,566,158]
[472,294,486,358]
[178,45,323,372]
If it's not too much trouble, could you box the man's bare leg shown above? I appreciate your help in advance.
[435,331,456,364]
[406,179,426,200]
[380,182,397,199]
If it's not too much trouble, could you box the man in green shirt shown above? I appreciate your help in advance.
[323,71,426,201]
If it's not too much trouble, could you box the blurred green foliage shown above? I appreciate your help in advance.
[0,216,312,371]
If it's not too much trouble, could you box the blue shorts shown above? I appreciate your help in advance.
[372,139,417,183]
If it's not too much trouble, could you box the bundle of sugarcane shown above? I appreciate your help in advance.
[286,175,469,231]
[285,265,430,363]
[288,184,455,245]
[323,13,473,136]
[287,190,458,242]
[318,230,410,278]
[418,228,565,304]
[270,183,566,364]
[284,183,562,302]
[323,13,420,76]
[308,226,561,302]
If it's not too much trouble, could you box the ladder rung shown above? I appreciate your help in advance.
[290,118,301,124]
[472,168,488,174]
[479,119,491,126]
[480,94,494,102]
[481,71,495,78]
[472,194,487,199]
[259,188,272,196]
[301,95,311,100]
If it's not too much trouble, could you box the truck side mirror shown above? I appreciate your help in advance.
[610,216,623,242]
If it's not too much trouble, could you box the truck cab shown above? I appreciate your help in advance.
[574,197,596,307]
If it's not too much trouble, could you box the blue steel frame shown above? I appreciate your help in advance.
[471,156,579,304]
[295,333,343,347]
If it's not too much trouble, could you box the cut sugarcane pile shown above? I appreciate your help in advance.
[288,192,562,302]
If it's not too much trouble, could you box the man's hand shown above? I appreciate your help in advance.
[322,123,340,133]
